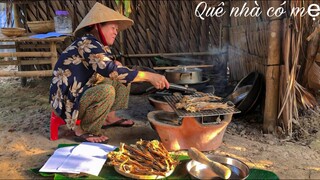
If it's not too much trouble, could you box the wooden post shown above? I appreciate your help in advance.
[263,0,282,133]
[50,42,58,70]
[14,3,26,85]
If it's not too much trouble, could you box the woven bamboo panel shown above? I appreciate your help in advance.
[228,46,267,81]
[12,0,222,68]
[228,0,270,81]
[6,0,275,84]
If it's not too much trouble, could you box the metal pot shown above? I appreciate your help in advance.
[186,77,211,91]
[165,66,203,84]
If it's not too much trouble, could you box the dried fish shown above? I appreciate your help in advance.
[107,140,179,176]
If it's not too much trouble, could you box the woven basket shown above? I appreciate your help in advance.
[1,28,26,37]
[27,20,55,34]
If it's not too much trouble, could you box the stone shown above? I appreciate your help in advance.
[309,140,320,150]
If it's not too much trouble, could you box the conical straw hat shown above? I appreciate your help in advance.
[73,2,133,36]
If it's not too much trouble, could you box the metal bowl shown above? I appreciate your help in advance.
[148,94,174,112]
[186,155,249,179]
[225,85,252,105]
[233,71,264,115]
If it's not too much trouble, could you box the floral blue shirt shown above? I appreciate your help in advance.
[49,34,138,130]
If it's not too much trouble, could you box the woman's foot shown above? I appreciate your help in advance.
[74,126,108,143]
[104,111,134,126]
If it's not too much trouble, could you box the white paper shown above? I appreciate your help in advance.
[39,142,117,176]
[57,142,116,176]
[39,146,79,174]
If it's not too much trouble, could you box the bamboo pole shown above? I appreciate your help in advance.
[0,59,51,66]
[0,52,52,58]
[0,44,51,49]
[279,65,288,133]
[13,3,23,28]
[0,37,67,43]
[0,70,52,77]
[122,50,227,58]
[263,0,282,134]
[153,65,214,70]
[119,0,125,65]
[280,19,292,135]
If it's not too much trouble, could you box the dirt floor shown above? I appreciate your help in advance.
[0,73,319,179]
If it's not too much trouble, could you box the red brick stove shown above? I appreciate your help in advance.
[147,93,238,151]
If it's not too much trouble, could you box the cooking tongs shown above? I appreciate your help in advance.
[146,83,197,94]
[169,83,197,93]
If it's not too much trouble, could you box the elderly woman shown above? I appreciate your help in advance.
[49,2,169,143]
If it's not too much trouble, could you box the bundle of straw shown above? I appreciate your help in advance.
[295,83,317,110]
[278,0,318,136]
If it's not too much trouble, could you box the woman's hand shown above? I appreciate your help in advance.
[148,73,170,90]
[133,71,170,90]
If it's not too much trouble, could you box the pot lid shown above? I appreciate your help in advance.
[165,66,202,73]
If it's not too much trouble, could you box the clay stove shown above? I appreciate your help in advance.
[147,93,239,151]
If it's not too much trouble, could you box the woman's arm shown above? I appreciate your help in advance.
[133,71,170,90]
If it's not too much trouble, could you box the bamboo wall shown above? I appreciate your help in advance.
[6,0,230,92]
[228,0,269,81]
[12,0,223,68]
[3,1,280,84]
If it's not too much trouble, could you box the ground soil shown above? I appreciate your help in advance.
[0,72,319,179]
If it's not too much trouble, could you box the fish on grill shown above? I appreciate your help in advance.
[175,101,232,112]
[175,94,233,113]
[179,94,222,103]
